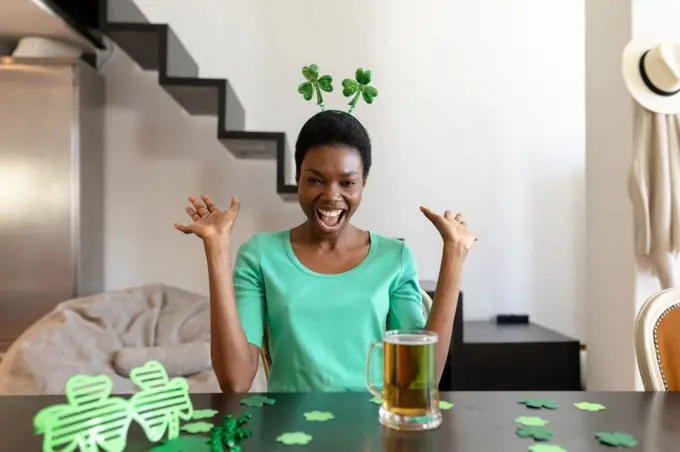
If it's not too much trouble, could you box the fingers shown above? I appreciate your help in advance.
[189,196,209,217]
[185,207,200,222]
[201,194,219,213]
[442,210,466,225]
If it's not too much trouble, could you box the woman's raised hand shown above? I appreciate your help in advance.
[420,207,477,252]
[174,194,240,242]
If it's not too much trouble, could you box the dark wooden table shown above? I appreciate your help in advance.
[2,391,679,451]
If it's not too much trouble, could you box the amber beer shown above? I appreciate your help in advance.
[382,332,438,416]
[367,329,442,431]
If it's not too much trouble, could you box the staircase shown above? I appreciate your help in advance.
[99,0,297,201]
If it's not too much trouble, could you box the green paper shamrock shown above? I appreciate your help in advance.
[516,426,554,441]
[342,68,379,113]
[574,401,606,412]
[191,409,219,420]
[240,395,276,408]
[519,398,560,410]
[298,64,333,108]
[148,435,212,452]
[595,432,639,447]
[369,396,382,405]
[34,374,133,452]
[276,432,313,445]
[528,445,568,452]
[439,400,454,410]
[129,361,194,443]
[515,416,549,427]
[303,411,335,421]
[180,422,214,434]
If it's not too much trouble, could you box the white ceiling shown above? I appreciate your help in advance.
[0,0,95,50]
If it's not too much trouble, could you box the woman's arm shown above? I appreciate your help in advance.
[424,243,466,383]
[204,237,260,393]
[419,206,477,384]
[174,194,260,393]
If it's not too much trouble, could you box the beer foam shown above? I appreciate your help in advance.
[384,333,438,345]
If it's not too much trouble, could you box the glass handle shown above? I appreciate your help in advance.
[366,340,383,398]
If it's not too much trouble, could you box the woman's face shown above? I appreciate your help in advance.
[296,144,366,238]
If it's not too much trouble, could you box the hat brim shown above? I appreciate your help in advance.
[622,37,680,115]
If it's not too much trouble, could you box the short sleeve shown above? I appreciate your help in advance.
[387,243,427,330]
[232,235,265,348]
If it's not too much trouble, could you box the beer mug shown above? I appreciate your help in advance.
[366,329,442,431]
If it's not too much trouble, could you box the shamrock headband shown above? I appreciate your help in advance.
[297,64,379,114]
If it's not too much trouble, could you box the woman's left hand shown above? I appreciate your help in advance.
[420,206,477,252]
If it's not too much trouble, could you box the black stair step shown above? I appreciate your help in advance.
[220,131,297,200]
[161,77,224,117]
[105,23,198,78]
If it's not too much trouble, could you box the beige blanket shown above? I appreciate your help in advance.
[0,284,266,395]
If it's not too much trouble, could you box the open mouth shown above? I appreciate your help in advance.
[315,208,347,231]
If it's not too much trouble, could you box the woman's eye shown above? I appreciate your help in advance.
[307,177,322,184]
[341,180,357,187]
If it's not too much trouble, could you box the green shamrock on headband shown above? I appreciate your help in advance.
[342,68,379,113]
[297,64,378,114]
[298,64,333,108]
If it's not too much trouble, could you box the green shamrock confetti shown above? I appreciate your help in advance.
[303,411,335,421]
[240,395,276,408]
[574,401,606,412]
[519,398,560,410]
[515,416,549,427]
[342,68,379,113]
[191,409,219,420]
[439,400,454,410]
[528,445,568,452]
[210,413,253,452]
[180,422,214,434]
[276,432,313,446]
[595,432,639,447]
[516,426,554,441]
[129,361,194,443]
[369,396,382,405]
[149,435,212,452]
[298,64,333,108]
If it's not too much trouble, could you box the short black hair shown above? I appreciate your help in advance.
[294,110,372,178]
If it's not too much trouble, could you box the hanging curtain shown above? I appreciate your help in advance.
[628,104,680,289]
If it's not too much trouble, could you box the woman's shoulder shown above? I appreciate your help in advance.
[369,232,412,259]
[235,229,289,257]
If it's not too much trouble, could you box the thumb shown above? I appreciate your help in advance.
[228,196,240,213]
[419,206,439,225]
[174,223,193,234]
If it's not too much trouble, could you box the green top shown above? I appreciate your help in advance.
[233,230,426,392]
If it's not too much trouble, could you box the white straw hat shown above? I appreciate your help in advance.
[622,38,680,114]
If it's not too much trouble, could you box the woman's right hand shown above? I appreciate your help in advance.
[174,194,240,242]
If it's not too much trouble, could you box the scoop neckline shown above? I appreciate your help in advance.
[283,229,377,278]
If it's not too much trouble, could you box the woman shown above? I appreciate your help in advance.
[174,110,476,393]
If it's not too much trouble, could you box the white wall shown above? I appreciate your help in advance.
[103,0,586,340]
[585,0,636,391]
